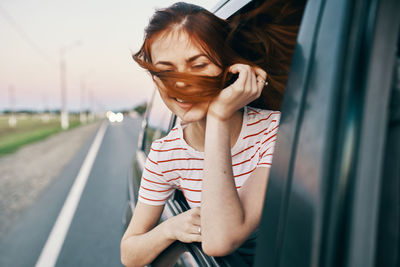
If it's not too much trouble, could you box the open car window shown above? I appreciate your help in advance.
[143,88,173,155]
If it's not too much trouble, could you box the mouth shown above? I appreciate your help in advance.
[173,97,193,109]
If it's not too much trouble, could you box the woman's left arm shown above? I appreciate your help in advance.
[201,64,269,256]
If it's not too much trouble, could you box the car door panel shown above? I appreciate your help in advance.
[255,0,399,266]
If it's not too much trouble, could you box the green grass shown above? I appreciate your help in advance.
[0,114,82,157]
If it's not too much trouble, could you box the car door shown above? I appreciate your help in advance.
[254,0,400,267]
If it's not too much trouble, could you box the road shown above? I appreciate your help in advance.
[0,116,141,267]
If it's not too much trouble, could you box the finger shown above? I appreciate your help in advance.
[228,64,248,90]
[244,66,252,93]
[257,81,264,93]
[228,63,244,74]
[187,234,202,243]
[253,67,267,80]
[189,225,202,235]
[235,64,251,91]
[189,212,201,226]
[192,216,201,226]
[189,207,201,218]
[256,74,265,91]
[192,207,201,214]
[187,208,201,225]
[254,67,267,92]
[251,69,258,94]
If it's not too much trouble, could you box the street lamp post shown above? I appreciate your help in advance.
[59,41,81,130]
[60,47,67,129]
[80,76,87,124]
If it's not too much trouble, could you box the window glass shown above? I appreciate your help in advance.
[144,88,173,155]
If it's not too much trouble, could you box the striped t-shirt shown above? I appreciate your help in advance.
[138,106,280,208]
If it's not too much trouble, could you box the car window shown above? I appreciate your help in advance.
[143,88,173,155]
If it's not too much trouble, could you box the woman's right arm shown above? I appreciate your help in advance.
[120,201,201,267]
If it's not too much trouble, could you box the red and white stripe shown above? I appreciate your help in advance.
[138,107,280,208]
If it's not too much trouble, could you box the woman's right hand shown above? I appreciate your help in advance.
[166,207,202,243]
[208,64,267,121]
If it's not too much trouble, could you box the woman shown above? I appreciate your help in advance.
[121,1,302,266]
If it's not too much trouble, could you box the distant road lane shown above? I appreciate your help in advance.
[0,116,141,267]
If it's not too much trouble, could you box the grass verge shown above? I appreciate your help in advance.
[0,115,82,157]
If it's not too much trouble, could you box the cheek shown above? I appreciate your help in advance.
[209,65,222,76]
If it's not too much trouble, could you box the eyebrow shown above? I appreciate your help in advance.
[154,53,207,66]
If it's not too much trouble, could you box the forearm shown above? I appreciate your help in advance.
[201,114,246,254]
[121,219,175,267]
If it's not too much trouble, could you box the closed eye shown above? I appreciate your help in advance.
[191,63,208,70]
[159,69,174,73]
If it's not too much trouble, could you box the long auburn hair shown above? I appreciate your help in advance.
[133,0,305,109]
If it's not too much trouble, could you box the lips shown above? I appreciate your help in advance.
[173,98,193,109]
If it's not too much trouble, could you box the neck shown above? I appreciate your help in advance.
[183,110,243,152]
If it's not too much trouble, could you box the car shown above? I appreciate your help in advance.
[123,0,400,266]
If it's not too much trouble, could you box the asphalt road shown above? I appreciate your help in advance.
[0,116,141,267]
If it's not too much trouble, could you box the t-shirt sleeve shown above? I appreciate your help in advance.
[138,143,175,206]
[258,113,280,167]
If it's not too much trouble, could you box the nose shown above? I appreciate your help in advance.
[175,81,186,88]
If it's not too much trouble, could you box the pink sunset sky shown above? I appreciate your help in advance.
[0,0,218,112]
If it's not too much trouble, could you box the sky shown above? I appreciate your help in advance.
[0,0,219,112]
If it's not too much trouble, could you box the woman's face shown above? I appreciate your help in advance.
[150,30,222,123]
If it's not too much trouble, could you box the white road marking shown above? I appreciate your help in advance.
[35,122,108,267]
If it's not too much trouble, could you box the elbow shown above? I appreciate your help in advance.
[120,251,138,267]
[120,253,130,267]
[201,236,239,257]
[120,240,138,267]
[120,241,130,267]
[120,256,129,267]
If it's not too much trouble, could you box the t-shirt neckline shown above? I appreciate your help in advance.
[177,106,248,156]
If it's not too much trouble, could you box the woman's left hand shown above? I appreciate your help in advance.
[207,64,267,121]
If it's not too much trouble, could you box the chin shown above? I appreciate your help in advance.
[174,102,209,124]
[179,110,207,123]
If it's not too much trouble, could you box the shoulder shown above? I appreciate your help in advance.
[151,125,181,148]
[148,124,188,162]
[245,107,281,129]
[238,107,280,146]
